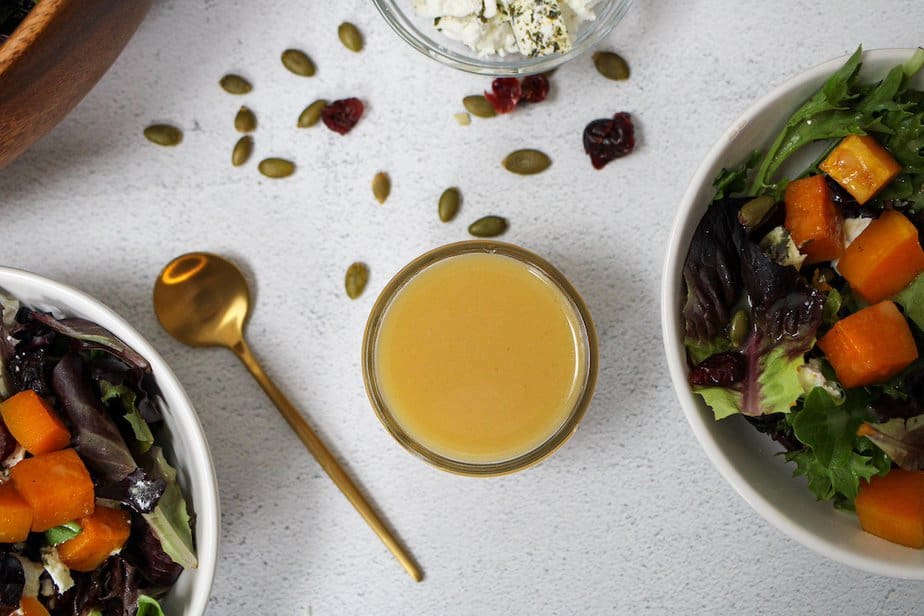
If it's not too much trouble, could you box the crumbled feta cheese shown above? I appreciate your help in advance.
[416,0,597,57]
[797,359,844,401]
[41,548,75,594]
[760,226,807,271]
[832,216,873,271]
[14,555,43,598]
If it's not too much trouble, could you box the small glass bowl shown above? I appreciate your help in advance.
[371,0,633,76]
[362,241,599,476]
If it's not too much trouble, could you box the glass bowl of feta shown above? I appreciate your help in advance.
[373,0,632,76]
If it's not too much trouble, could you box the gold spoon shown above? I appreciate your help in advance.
[153,252,422,582]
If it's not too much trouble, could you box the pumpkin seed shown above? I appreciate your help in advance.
[219,74,252,94]
[234,106,257,133]
[502,149,551,175]
[258,158,295,178]
[438,187,460,222]
[372,172,390,204]
[454,112,471,126]
[729,309,749,348]
[345,262,369,299]
[592,51,630,81]
[338,22,363,52]
[737,195,777,229]
[463,95,496,118]
[468,215,507,237]
[231,136,253,167]
[298,99,328,128]
[143,124,182,146]
[281,49,316,77]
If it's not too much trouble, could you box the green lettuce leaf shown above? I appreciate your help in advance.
[786,388,889,506]
[99,380,154,453]
[136,595,167,616]
[43,522,81,547]
[684,336,733,366]
[696,345,804,420]
[141,447,198,569]
[894,273,924,330]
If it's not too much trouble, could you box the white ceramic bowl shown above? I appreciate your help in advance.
[661,48,924,579]
[372,0,632,76]
[0,266,220,613]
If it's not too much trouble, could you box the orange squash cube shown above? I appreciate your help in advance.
[10,448,95,531]
[855,470,924,549]
[837,210,924,303]
[58,505,131,572]
[0,481,33,543]
[818,300,918,388]
[784,175,844,263]
[0,389,71,455]
[19,597,50,616]
[820,134,902,204]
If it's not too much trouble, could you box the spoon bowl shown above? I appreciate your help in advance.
[153,252,422,581]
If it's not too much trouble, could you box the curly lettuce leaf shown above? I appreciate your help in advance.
[786,388,889,505]
[28,311,150,372]
[697,346,804,420]
[858,414,924,470]
[137,595,167,616]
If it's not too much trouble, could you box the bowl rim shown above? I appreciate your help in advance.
[0,265,221,612]
[660,47,924,580]
[0,0,63,71]
[370,0,633,76]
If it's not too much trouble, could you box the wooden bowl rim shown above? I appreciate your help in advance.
[0,0,66,73]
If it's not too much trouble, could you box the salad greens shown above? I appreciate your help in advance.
[683,46,924,510]
[0,297,194,616]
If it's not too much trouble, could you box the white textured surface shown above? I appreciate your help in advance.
[2,0,924,613]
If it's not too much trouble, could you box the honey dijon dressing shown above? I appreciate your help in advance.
[374,252,588,464]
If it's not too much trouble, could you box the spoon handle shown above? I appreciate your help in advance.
[231,338,423,582]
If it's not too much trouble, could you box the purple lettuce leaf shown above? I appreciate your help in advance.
[0,553,24,616]
[123,515,183,590]
[27,311,150,372]
[858,414,924,470]
[684,198,825,417]
[65,556,140,616]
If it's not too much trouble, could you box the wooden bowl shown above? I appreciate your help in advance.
[0,0,153,169]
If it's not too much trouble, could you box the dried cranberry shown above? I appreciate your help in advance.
[484,77,522,114]
[520,75,550,103]
[583,112,636,169]
[321,98,364,135]
[688,351,746,387]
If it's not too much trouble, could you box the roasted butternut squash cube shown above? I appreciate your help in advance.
[58,505,131,572]
[784,175,844,263]
[818,300,918,389]
[820,134,902,204]
[0,481,33,543]
[10,448,95,531]
[855,470,924,549]
[838,210,924,303]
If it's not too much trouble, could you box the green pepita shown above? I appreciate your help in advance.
[729,309,750,348]
[219,74,252,94]
[345,262,369,299]
[468,215,508,237]
[463,95,496,118]
[281,49,316,77]
[234,106,257,133]
[737,195,777,229]
[502,149,551,175]
[438,187,460,223]
[592,51,630,81]
[258,158,295,178]
[143,124,182,147]
[372,172,390,204]
[338,22,363,52]
[298,99,328,128]
[231,136,253,167]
